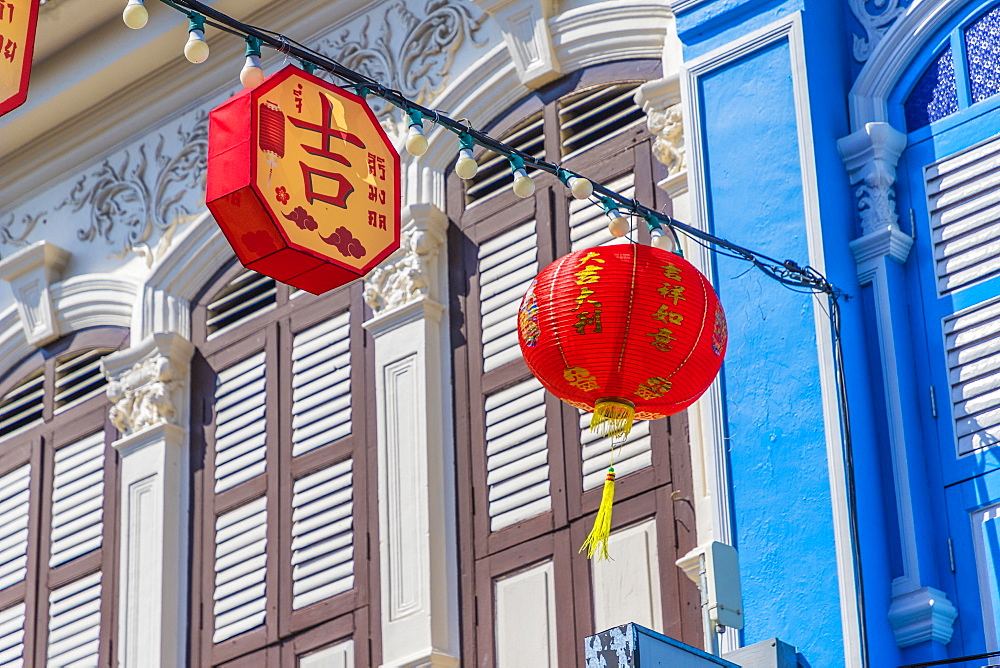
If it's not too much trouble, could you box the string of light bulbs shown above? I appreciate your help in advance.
[120,0,843,301]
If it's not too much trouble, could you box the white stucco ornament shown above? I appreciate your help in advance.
[107,353,178,435]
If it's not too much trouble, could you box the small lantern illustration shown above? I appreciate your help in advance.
[258,100,285,185]
[517,243,727,558]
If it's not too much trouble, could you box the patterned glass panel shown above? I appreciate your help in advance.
[905,46,959,131]
[965,5,1000,103]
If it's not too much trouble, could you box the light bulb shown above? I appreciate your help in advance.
[569,176,593,200]
[455,148,478,179]
[240,55,264,88]
[185,29,209,64]
[512,168,535,198]
[122,0,148,29]
[405,124,428,156]
[651,228,677,252]
[607,212,629,238]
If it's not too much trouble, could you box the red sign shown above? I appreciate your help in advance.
[207,66,401,294]
[0,0,40,117]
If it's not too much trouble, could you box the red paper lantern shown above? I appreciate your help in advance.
[517,243,727,434]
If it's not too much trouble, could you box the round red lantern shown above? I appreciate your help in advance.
[517,243,726,558]
[518,243,727,433]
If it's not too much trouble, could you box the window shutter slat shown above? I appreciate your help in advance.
[485,378,550,531]
[214,497,267,643]
[0,371,44,437]
[50,433,105,567]
[214,352,267,492]
[570,174,636,252]
[479,222,539,373]
[0,465,29,590]
[292,312,352,457]
[46,572,102,667]
[926,135,1000,294]
[559,83,644,160]
[291,459,354,609]
[0,601,25,666]
[581,413,652,491]
[946,297,1000,454]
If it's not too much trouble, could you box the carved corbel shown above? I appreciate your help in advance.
[472,0,561,88]
[838,122,912,280]
[364,203,447,317]
[0,240,71,346]
[634,75,687,199]
[101,333,194,438]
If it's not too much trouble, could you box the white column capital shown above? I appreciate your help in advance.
[635,75,687,197]
[838,122,910,245]
[887,586,958,648]
[0,240,71,346]
[364,204,448,318]
[472,0,561,88]
[101,332,194,437]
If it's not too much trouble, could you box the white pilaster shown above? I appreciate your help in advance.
[838,122,957,648]
[0,241,70,346]
[364,204,459,668]
[101,333,194,668]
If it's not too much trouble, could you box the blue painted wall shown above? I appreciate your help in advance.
[673,0,906,665]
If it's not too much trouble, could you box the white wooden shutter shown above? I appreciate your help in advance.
[54,349,112,414]
[0,601,25,667]
[214,351,267,493]
[0,464,30,590]
[485,377,550,531]
[206,269,277,339]
[0,370,43,436]
[213,496,267,643]
[46,571,102,667]
[559,83,645,160]
[580,415,652,491]
[50,432,104,567]
[925,134,1000,295]
[570,174,636,251]
[291,459,354,609]
[292,312,352,457]
[946,296,1000,455]
[479,221,539,373]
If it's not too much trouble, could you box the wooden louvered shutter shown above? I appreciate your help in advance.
[0,601,25,666]
[192,266,371,665]
[0,464,30,590]
[46,571,102,665]
[50,432,105,567]
[452,67,701,667]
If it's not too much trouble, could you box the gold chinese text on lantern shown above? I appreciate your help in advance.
[254,73,398,273]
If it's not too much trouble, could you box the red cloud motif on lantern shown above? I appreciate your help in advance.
[283,206,318,231]
[321,226,367,259]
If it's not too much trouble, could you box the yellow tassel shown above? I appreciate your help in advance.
[579,467,616,560]
[590,398,635,438]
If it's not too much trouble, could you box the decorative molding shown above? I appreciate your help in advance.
[102,332,195,438]
[56,111,208,267]
[849,0,967,130]
[838,122,908,237]
[473,0,561,88]
[635,75,685,178]
[364,204,448,316]
[0,241,70,346]
[0,212,47,252]
[850,226,914,284]
[318,0,488,135]
[887,586,958,647]
[849,0,908,63]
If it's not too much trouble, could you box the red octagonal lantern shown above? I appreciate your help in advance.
[518,243,727,435]
[207,66,401,294]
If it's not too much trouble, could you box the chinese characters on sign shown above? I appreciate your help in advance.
[206,66,401,294]
[0,0,40,117]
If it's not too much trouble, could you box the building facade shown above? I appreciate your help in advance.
[0,0,998,667]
